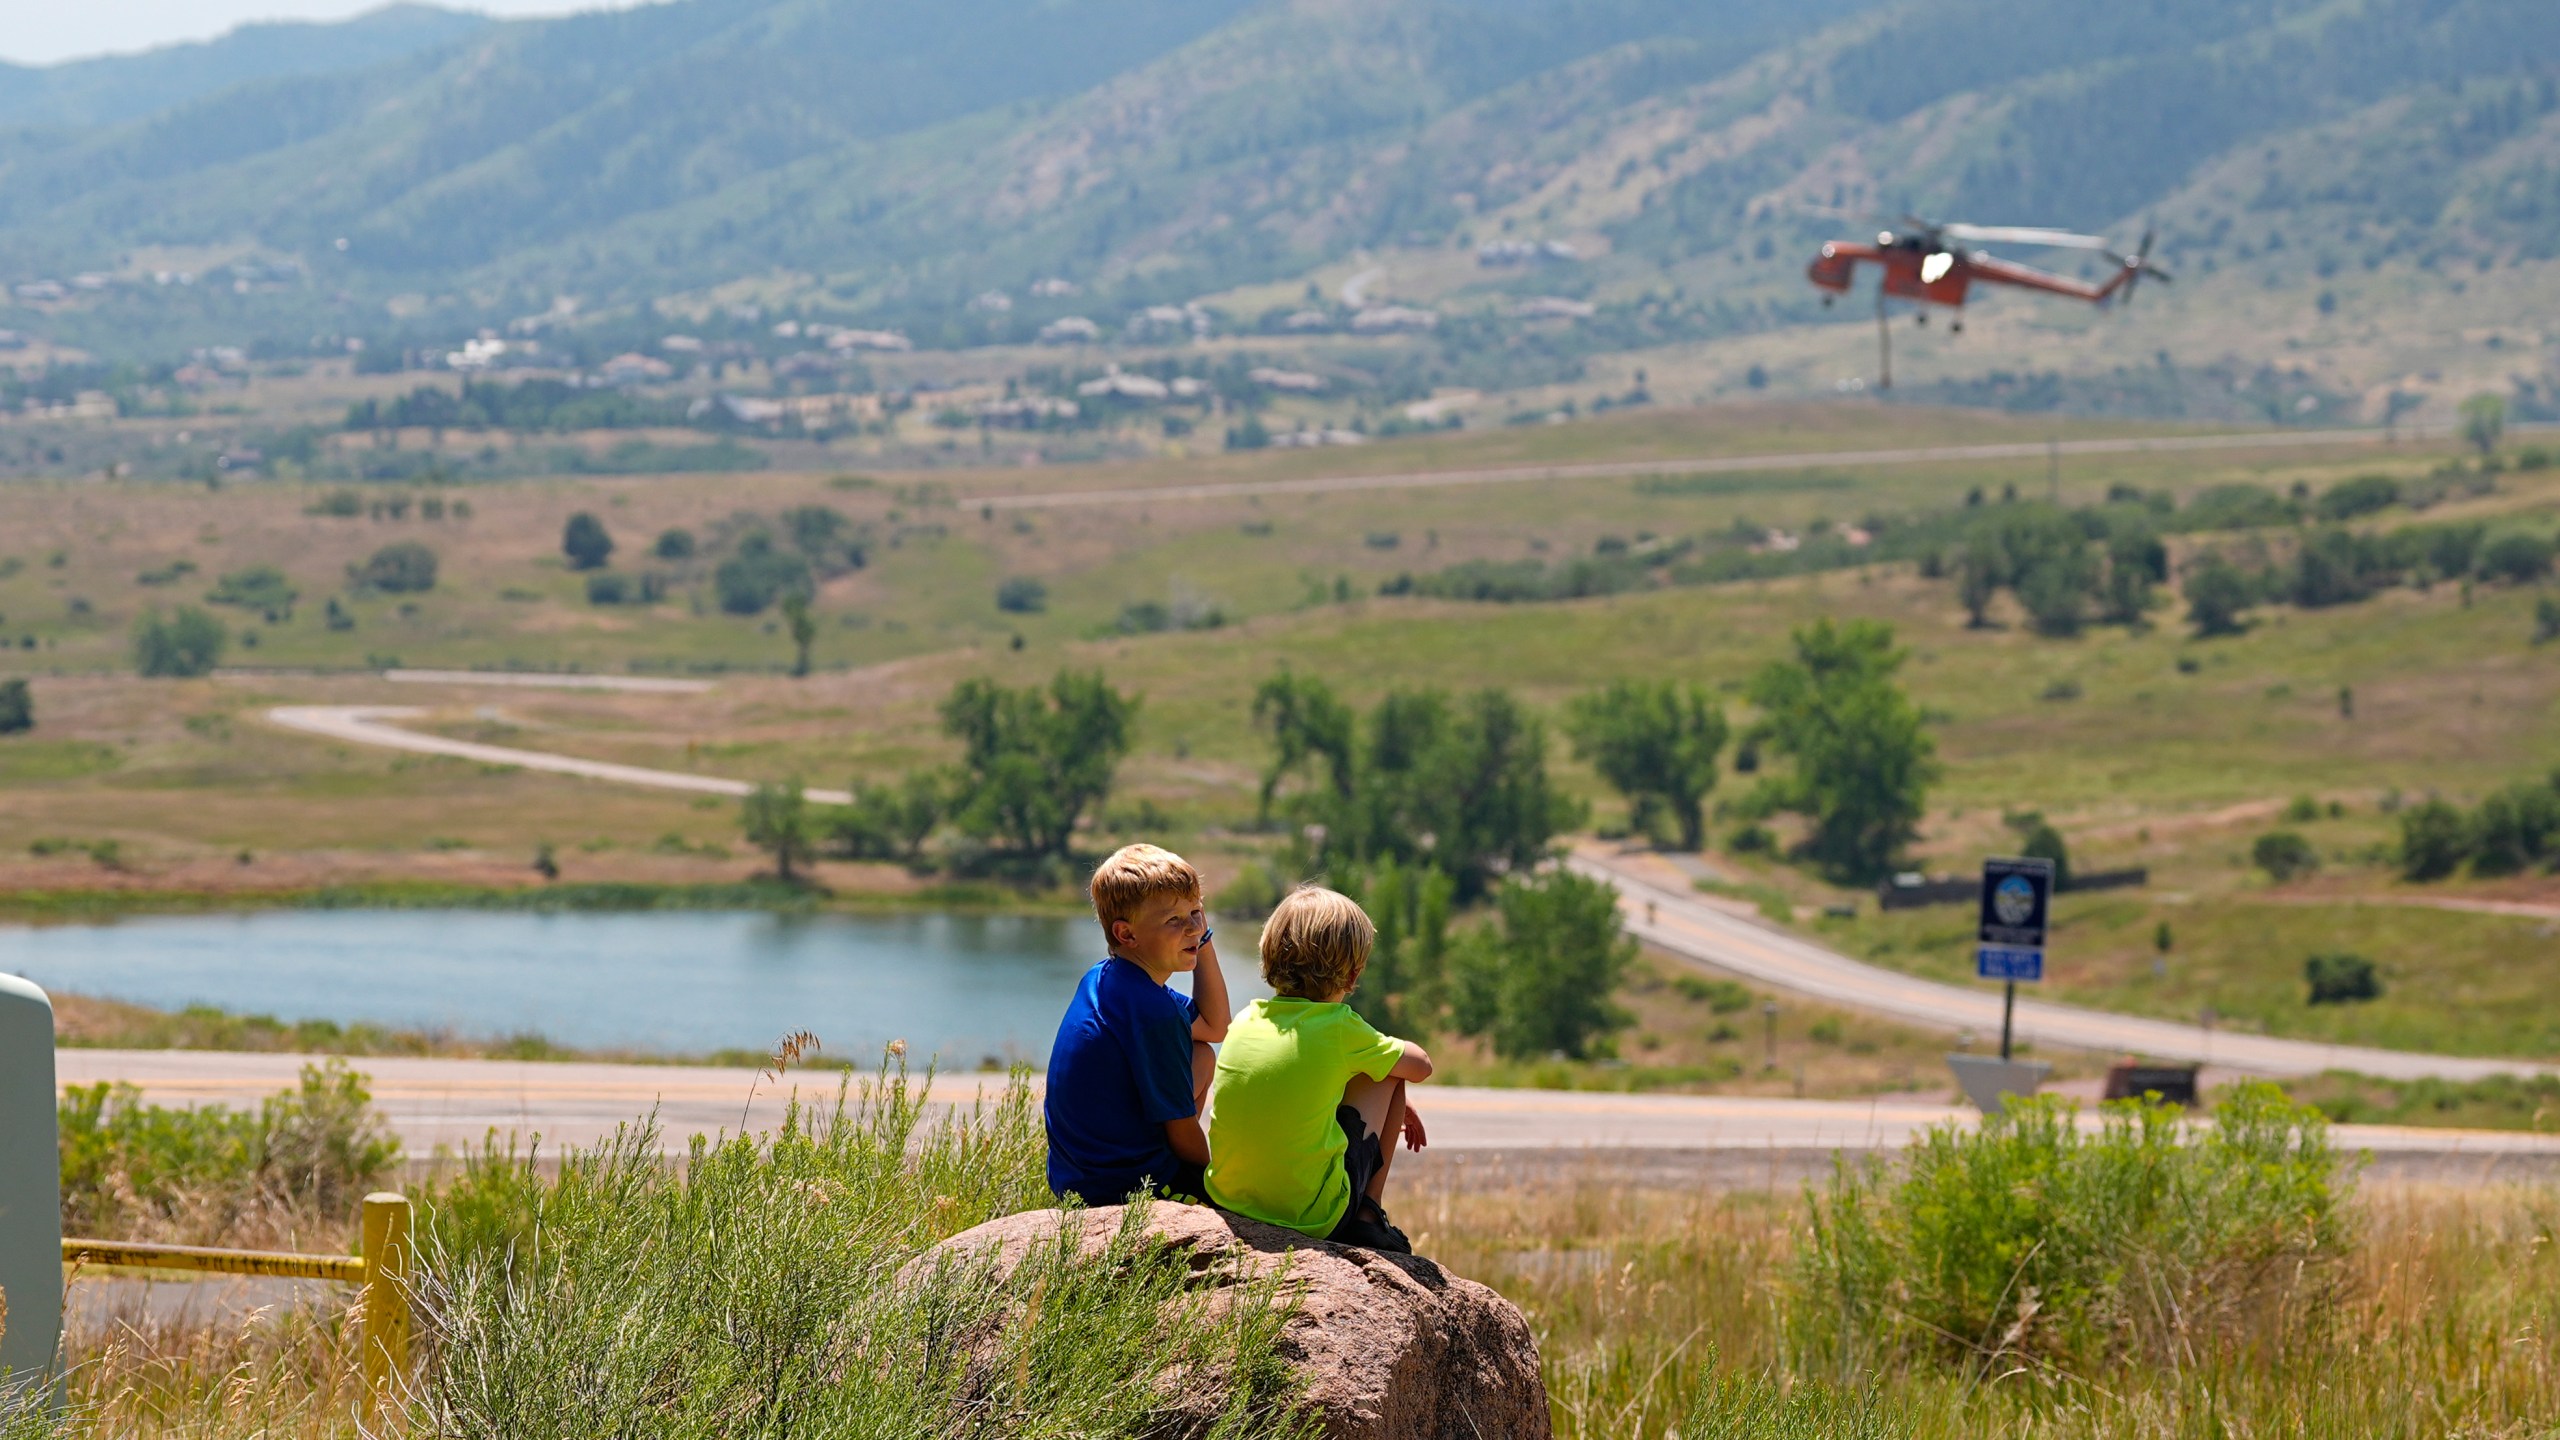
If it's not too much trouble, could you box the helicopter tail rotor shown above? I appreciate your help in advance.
[2107,227,2174,306]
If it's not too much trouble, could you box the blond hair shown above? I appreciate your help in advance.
[1089,843,1203,944]
[1259,886,1375,999]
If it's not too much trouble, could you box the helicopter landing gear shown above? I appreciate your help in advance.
[1915,313,1928,327]
[1952,320,1965,334]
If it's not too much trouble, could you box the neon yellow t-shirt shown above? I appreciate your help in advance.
[1205,996,1407,1238]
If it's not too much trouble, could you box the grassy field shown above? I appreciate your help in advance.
[2,399,2556,1073]
[36,1069,2560,1439]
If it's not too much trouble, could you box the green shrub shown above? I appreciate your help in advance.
[2479,532,2556,584]
[0,677,28,734]
[713,533,810,615]
[2469,781,2560,874]
[2315,473,2401,521]
[58,1060,399,1238]
[653,527,696,560]
[204,565,298,613]
[1673,974,1755,1013]
[996,576,1048,613]
[2305,952,2383,1005]
[2398,799,2471,880]
[417,1068,1312,1439]
[1797,1086,2345,1376]
[350,541,438,593]
[131,605,226,677]
[561,511,614,570]
[2251,830,2319,882]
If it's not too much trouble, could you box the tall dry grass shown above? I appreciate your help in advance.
[20,1071,2560,1439]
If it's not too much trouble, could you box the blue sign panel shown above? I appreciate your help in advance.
[1976,945,2045,982]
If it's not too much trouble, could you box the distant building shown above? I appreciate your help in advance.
[1030,277,1080,298]
[444,338,510,371]
[1271,428,1367,449]
[1282,310,1335,332]
[713,395,788,425]
[10,281,67,302]
[1513,296,1596,320]
[1078,367,1172,401]
[826,329,913,352]
[1039,316,1102,344]
[971,290,1015,313]
[1249,367,1326,393]
[1351,306,1438,333]
[659,335,705,353]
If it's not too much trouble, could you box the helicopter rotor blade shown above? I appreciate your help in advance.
[1941,223,2113,250]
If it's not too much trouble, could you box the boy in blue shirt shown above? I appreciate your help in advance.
[1045,843,1232,1205]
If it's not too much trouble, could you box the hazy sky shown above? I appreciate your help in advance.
[2,1,637,67]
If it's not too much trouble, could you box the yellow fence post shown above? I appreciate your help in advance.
[359,1192,414,1419]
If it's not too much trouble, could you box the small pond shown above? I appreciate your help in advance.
[0,909,1267,1065]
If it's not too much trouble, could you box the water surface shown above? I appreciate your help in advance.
[0,909,1265,1065]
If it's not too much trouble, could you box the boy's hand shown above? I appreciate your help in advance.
[1400,1104,1427,1153]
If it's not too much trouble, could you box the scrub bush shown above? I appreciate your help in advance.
[57,1059,400,1241]
[416,1065,1313,1439]
[1797,1085,2345,1377]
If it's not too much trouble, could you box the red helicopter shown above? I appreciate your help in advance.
[1806,216,2170,387]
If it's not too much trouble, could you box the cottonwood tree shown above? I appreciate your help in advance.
[781,592,817,678]
[742,781,816,882]
[132,607,227,678]
[1449,869,1635,1060]
[562,512,615,570]
[2183,552,2256,638]
[1254,673,1580,901]
[1742,619,1939,883]
[1562,679,1729,850]
[1329,857,1454,1035]
[2461,392,2507,457]
[939,670,1135,858]
[0,677,30,733]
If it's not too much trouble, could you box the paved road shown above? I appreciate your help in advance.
[266,705,856,805]
[1575,846,2559,1083]
[53,1049,2560,1172]
[268,703,2559,1085]
[958,425,2418,513]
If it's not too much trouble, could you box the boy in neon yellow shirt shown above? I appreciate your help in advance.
[1206,886,1433,1252]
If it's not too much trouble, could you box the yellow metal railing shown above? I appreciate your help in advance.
[62,1191,414,1417]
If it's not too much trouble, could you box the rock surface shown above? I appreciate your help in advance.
[928,1202,1553,1440]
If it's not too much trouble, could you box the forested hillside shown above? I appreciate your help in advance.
[0,0,2554,389]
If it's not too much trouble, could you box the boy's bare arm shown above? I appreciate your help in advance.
[1189,931,1232,1043]
[1164,1115,1209,1166]
[1388,1042,1434,1082]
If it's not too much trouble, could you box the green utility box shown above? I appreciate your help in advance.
[0,975,60,1386]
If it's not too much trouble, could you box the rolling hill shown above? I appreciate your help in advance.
[0,0,2553,409]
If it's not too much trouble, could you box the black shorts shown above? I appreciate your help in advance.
[1322,1105,1407,1252]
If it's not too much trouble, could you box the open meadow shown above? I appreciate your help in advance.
[3,401,2556,1080]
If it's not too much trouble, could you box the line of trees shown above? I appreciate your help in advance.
[737,670,1137,879]
[2397,773,2560,881]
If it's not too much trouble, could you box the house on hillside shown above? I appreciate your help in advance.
[598,353,676,385]
[1039,316,1102,344]
[1249,367,1325,393]
[1351,306,1437,333]
[1078,367,1173,402]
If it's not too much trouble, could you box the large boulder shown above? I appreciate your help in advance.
[927,1202,1552,1440]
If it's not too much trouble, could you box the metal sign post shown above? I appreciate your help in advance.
[1975,856,2053,1061]
[0,975,62,1388]
[1947,857,2055,1116]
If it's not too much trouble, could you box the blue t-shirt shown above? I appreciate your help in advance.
[1044,956,1201,1203]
